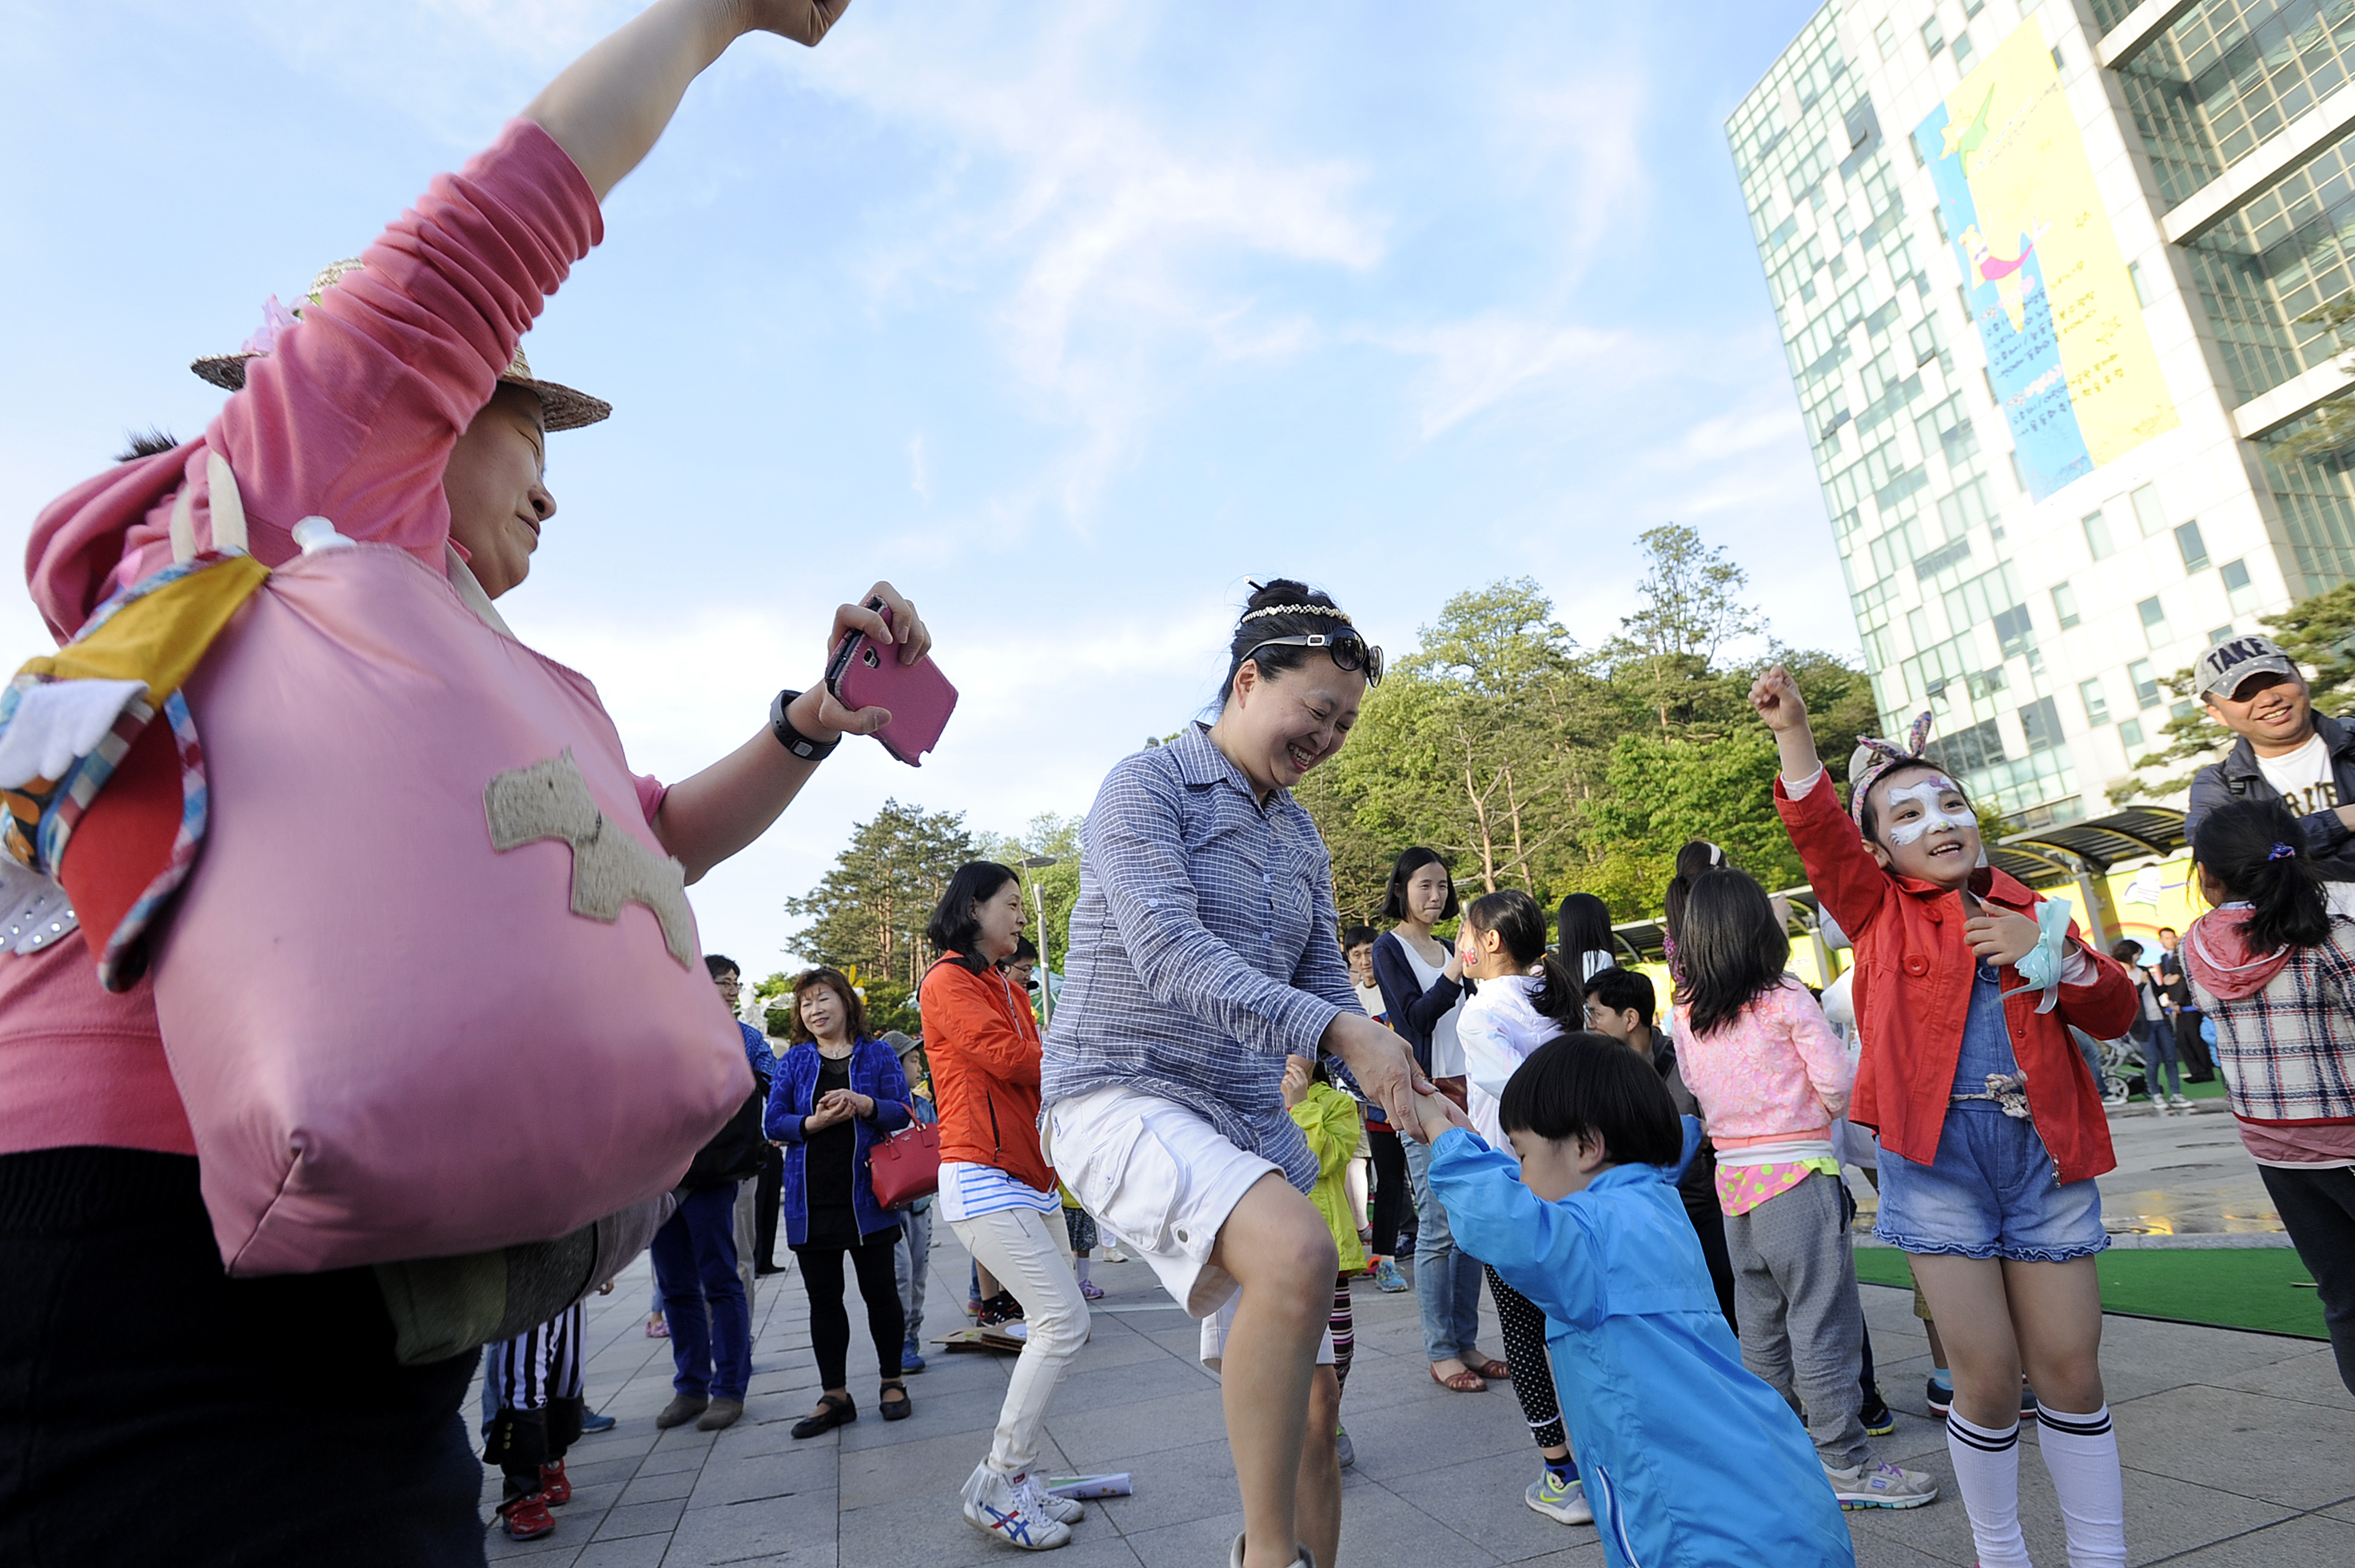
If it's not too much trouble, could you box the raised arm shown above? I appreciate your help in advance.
[524,0,849,202]
[1752,665,1891,941]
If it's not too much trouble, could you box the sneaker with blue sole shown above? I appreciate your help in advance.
[1371,1258,1409,1293]
[1525,1470,1592,1524]
[902,1340,926,1375]
[578,1408,616,1435]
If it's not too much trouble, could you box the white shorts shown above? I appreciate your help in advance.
[1045,1085,1333,1367]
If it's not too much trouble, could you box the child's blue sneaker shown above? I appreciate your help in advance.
[1525,1469,1592,1524]
[901,1339,926,1375]
[1372,1258,1409,1293]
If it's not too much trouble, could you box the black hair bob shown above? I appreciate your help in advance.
[2194,796,2331,953]
[1381,846,1459,922]
[926,861,1021,972]
[1498,1032,1682,1168]
[1556,891,1613,967]
[1581,965,1656,1031]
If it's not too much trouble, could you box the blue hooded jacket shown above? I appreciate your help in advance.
[1429,1124,1855,1568]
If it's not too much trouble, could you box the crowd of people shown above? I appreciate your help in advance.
[4,5,2353,1567]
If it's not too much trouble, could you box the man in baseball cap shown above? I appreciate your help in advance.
[2185,632,2355,911]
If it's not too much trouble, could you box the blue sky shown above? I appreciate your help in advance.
[2,0,1839,972]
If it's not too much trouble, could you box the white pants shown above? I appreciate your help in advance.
[947,1205,1090,1475]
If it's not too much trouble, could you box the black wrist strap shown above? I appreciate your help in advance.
[770,690,841,762]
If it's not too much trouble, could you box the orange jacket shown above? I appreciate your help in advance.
[918,954,1052,1192]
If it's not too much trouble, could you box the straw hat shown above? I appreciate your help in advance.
[190,259,611,431]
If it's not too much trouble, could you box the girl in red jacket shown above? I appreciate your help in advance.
[1751,667,2137,1568]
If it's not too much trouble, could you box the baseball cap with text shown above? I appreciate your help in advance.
[2195,634,2301,702]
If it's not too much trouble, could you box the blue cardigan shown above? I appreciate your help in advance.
[763,1037,912,1248]
[1429,1126,1855,1568]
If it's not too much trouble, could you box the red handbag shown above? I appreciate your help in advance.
[868,1113,942,1209]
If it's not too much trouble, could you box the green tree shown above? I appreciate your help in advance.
[1582,727,1799,917]
[1597,523,1767,738]
[785,798,977,993]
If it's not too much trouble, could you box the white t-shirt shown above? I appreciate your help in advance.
[2254,732,2355,917]
[1393,937,1466,1077]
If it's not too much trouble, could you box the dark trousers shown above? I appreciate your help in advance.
[1484,1265,1568,1451]
[650,1182,751,1402]
[1368,1127,1409,1257]
[1682,1148,1739,1331]
[2174,1009,2215,1080]
[2258,1164,2355,1396]
[754,1146,784,1269]
[0,1147,483,1567]
[796,1229,906,1390]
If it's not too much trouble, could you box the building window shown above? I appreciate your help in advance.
[2128,261,2152,306]
[2131,484,2166,537]
[2138,595,2168,644]
[1922,18,1946,58]
[2051,581,2080,628]
[1911,318,1939,366]
[1992,603,2034,658]
[2082,511,2114,560]
[2019,695,2062,754]
[2206,624,2236,649]
[2120,717,2146,750]
[2130,658,2162,708]
[2079,678,2110,726]
[2171,519,2208,574]
[1953,31,1976,66]
[1875,18,1898,58]
[2221,558,2259,615]
[1936,717,2006,775]
[1963,0,1985,14]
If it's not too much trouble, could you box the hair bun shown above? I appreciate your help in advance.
[1241,578,1329,621]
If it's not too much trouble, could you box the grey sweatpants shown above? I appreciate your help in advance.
[1723,1172,1870,1470]
[895,1203,932,1339]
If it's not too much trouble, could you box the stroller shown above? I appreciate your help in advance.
[2077,1026,2142,1107]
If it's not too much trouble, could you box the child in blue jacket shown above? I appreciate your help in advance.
[1417,1032,1856,1568]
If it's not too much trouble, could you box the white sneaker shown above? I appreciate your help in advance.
[1823,1459,1939,1510]
[961,1463,1072,1550]
[1226,1534,1313,1568]
[1100,1246,1128,1263]
[1525,1469,1593,1524]
[2170,1093,2193,1108]
[1020,1472,1086,1526]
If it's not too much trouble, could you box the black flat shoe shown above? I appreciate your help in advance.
[879,1379,913,1422]
[791,1393,856,1439]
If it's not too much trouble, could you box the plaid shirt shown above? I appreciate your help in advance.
[2187,918,2355,1125]
[1041,724,1360,1190]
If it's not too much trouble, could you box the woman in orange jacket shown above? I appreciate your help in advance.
[920,862,1092,1551]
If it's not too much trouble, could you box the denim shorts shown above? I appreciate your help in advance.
[1875,1103,2109,1263]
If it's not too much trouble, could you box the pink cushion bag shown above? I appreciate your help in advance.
[147,469,748,1277]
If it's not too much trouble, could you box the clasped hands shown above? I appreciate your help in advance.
[803,1087,873,1132]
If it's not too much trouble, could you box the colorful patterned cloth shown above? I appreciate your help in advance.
[1715,1156,1841,1216]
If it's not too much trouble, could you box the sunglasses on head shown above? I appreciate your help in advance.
[1240,632,1385,686]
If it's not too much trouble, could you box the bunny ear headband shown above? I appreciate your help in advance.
[1847,710,1939,827]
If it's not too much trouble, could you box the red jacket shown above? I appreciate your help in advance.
[918,954,1052,1192]
[1776,773,2135,1184]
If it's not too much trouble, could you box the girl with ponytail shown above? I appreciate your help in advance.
[1452,889,1593,1525]
[2184,798,2355,1395]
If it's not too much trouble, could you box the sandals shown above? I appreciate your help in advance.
[1471,1356,1512,1381]
[791,1392,856,1440]
[1430,1363,1486,1393]
[879,1378,914,1423]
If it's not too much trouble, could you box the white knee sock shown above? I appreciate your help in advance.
[2037,1405,2126,1568]
[1946,1411,2030,1568]
[1074,1256,1090,1285]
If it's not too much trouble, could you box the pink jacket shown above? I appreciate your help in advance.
[2,119,605,1160]
[1672,978,1852,1149]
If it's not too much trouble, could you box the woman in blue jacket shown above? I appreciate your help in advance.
[764,966,914,1439]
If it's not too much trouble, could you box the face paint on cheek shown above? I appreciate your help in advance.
[1882,778,1975,846]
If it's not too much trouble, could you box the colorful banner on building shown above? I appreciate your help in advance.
[1914,18,2177,500]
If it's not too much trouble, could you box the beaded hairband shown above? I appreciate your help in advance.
[1240,604,1354,626]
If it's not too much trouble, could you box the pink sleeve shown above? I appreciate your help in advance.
[1782,982,1854,1120]
[129,120,603,577]
[634,773,668,827]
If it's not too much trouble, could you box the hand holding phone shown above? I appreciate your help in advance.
[824,595,957,766]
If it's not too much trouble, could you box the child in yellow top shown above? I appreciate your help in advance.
[1283,1054,1367,1466]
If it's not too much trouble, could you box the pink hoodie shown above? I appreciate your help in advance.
[2182,907,2355,1164]
[1,119,603,1160]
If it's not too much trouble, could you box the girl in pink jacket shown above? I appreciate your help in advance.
[1672,867,1939,1513]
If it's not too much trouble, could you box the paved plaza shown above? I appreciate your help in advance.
[478,1105,2353,1568]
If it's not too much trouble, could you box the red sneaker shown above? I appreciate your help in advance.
[538,1459,572,1506]
[499,1493,556,1541]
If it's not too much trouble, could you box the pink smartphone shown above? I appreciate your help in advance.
[825,599,958,767]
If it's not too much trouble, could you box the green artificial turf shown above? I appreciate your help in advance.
[1855,1245,2325,1340]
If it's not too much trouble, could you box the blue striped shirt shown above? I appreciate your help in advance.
[1041,723,1361,1191]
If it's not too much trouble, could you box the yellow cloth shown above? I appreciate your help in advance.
[18,554,269,706]
[1289,1082,1367,1274]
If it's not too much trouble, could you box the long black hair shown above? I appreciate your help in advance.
[1381,846,1459,922]
[926,861,1021,972]
[2194,797,2331,952]
[1463,889,1581,1023]
[1217,578,1351,710]
[1556,891,1613,974]
[1661,839,1729,977]
[1677,867,1792,1040]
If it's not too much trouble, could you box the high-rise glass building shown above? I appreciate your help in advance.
[1732,0,2355,829]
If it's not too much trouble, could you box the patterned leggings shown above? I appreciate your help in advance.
[1485,1265,1567,1451]
[1331,1275,1356,1395]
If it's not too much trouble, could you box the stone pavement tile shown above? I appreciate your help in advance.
[589,1495,690,1542]
[2091,1315,2318,1405]
[2326,1495,2355,1523]
[661,1491,843,1567]
[1049,1387,1235,1467]
[1496,1546,1612,1568]
[614,1467,700,1507]
[2114,1384,2355,1509]
[1845,1536,1967,1568]
[2150,1513,2355,1566]
[1372,1447,1599,1562]
[688,1447,837,1509]
[1838,1459,2293,1568]
[842,1487,1074,1567]
[636,1428,723,1476]
[2208,1344,2353,1411]
[1051,1353,1221,1415]
[1069,1437,1242,1534]
[1341,1470,1530,1563]
[569,1537,671,1568]
[1336,1383,1543,1478]
[839,1382,1013,1444]
[484,1523,582,1563]
[839,1423,1021,1510]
